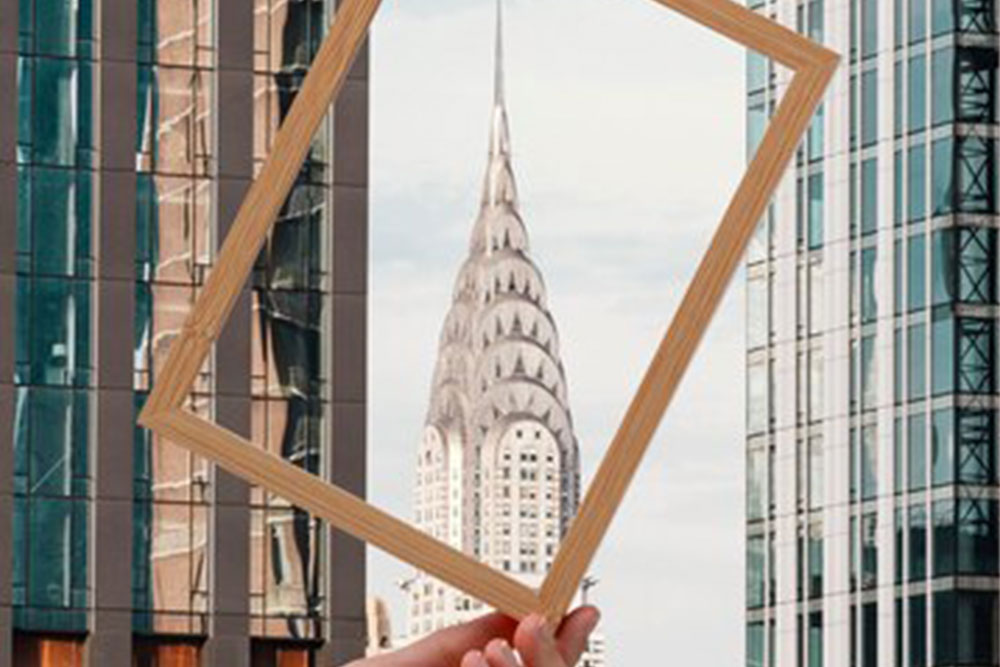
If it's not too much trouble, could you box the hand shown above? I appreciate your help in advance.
[347,606,600,667]
[463,607,600,667]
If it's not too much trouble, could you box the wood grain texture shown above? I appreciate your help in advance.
[144,409,542,617]
[138,0,839,628]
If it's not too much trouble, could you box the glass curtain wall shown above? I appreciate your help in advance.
[14,0,95,637]
[249,0,332,645]
[133,0,215,638]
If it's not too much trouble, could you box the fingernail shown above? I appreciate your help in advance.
[498,639,518,663]
[583,608,601,634]
[467,650,488,667]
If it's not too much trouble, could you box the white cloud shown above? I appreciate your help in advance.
[369,1,747,664]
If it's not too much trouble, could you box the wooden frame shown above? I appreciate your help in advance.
[139,0,838,625]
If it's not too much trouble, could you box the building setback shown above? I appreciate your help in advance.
[745,1,999,666]
[0,0,369,664]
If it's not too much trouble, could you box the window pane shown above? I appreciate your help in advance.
[861,158,878,233]
[748,101,766,159]
[894,150,903,224]
[861,0,877,57]
[748,448,766,521]
[809,436,823,509]
[747,536,765,608]
[908,322,927,399]
[808,173,824,248]
[862,71,878,147]
[809,351,823,421]
[931,308,954,395]
[808,105,824,162]
[932,499,955,575]
[861,424,878,499]
[908,145,926,221]
[862,514,878,585]
[748,363,767,434]
[931,408,954,485]
[931,229,956,304]
[931,137,953,215]
[862,602,877,667]
[909,503,927,579]
[957,499,998,575]
[908,55,926,131]
[931,0,955,34]
[861,247,877,323]
[931,47,954,125]
[908,234,926,311]
[909,413,927,491]
[747,623,765,667]
[895,328,903,403]
[809,612,822,667]
[910,594,927,667]
[747,51,767,92]
[748,275,767,350]
[934,591,1000,665]
[909,0,926,43]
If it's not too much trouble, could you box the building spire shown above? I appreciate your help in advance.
[494,0,504,107]
[481,0,517,211]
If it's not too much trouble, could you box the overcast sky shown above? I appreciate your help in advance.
[366,0,747,663]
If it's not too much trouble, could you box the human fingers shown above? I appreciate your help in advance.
[553,606,600,666]
[462,650,490,667]
[399,612,517,666]
[484,637,521,667]
[513,615,564,667]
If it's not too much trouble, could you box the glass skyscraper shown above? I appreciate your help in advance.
[1,0,369,665]
[745,0,998,665]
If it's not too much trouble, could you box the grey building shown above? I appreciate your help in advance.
[0,0,369,664]
[745,0,999,666]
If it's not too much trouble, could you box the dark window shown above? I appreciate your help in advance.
[909,502,927,581]
[933,591,998,665]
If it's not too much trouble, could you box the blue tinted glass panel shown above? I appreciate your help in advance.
[908,234,926,311]
[931,137,953,215]
[908,55,926,132]
[908,145,926,221]
[908,322,926,399]
[861,70,878,146]
[931,408,954,485]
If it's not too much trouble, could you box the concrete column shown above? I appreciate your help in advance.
[0,0,16,662]
[87,3,138,665]
[204,1,254,664]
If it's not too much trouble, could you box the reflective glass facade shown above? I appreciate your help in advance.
[1,0,369,664]
[746,0,999,665]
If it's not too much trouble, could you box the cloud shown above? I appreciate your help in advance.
[369,1,747,663]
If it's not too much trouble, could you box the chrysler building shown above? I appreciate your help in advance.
[408,2,581,639]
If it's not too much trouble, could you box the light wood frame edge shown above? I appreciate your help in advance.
[137,0,839,627]
[539,2,839,621]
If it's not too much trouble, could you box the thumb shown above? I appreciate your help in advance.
[554,606,601,666]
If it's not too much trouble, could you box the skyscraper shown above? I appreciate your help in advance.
[407,4,581,639]
[745,1,998,666]
[1,0,368,664]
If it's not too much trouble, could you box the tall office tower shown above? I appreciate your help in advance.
[1,0,369,665]
[744,1,998,666]
[407,5,581,639]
